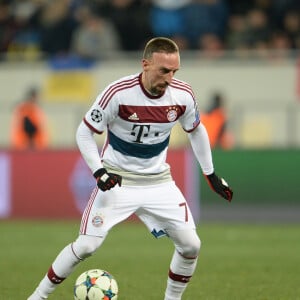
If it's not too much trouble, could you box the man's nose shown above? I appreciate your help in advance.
[165,71,174,83]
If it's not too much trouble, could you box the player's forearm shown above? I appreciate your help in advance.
[188,123,214,175]
[76,121,103,173]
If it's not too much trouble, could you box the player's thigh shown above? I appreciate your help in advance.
[80,186,138,236]
[138,181,196,232]
[153,181,195,227]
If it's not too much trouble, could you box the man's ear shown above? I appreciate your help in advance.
[142,58,150,70]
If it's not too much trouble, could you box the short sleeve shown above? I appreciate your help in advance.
[84,90,118,134]
[179,97,200,133]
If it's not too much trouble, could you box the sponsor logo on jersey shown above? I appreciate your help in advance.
[128,112,139,121]
[91,109,102,123]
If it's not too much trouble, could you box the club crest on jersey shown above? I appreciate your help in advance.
[91,109,102,123]
[92,214,104,227]
[166,107,178,122]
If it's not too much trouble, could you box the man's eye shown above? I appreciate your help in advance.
[160,69,169,74]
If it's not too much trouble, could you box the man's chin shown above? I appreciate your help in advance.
[157,86,167,94]
[150,87,165,96]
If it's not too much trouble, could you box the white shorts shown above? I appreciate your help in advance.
[79,181,196,238]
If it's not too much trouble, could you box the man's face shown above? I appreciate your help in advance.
[142,52,180,96]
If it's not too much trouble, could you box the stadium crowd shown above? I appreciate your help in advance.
[0,0,299,61]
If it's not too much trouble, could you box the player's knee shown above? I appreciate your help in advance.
[73,234,105,259]
[168,229,201,258]
[181,236,201,258]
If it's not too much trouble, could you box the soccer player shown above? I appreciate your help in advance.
[28,37,233,300]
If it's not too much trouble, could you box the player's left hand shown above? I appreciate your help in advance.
[204,172,233,202]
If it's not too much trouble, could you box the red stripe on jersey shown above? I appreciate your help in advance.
[172,78,193,90]
[80,187,98,234]
[100,135,109,158]
[184,119,200,132]
[119,105,186,123]
[83,118,103,134]
[99,76,140,109]
[170,79,195,100]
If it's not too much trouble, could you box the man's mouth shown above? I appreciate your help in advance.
[158,83,167,89]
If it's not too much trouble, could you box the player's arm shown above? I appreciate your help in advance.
[188,123,233,202]
[76,121,121,191]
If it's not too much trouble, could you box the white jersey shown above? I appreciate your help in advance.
[84,73,200,174]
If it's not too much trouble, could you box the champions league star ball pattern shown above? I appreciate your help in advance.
[74,269,118,300]
[91,109,102,123]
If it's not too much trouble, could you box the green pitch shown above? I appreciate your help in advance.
[1,220,299,300]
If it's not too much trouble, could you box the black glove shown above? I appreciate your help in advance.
[93,168,122,191]
[204,172,233,202]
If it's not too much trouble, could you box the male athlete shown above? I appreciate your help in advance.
[28,37,233,300]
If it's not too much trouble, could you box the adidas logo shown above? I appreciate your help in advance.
[128,113,139,120]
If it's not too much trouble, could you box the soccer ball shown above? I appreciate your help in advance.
[74,269,118,300]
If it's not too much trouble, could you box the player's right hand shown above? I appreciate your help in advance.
[93,168,122,191]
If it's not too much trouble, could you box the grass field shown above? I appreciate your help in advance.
[1,220,300,300]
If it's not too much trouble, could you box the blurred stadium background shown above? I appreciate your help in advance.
[0,0,300,221]
[1,1,300,299]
